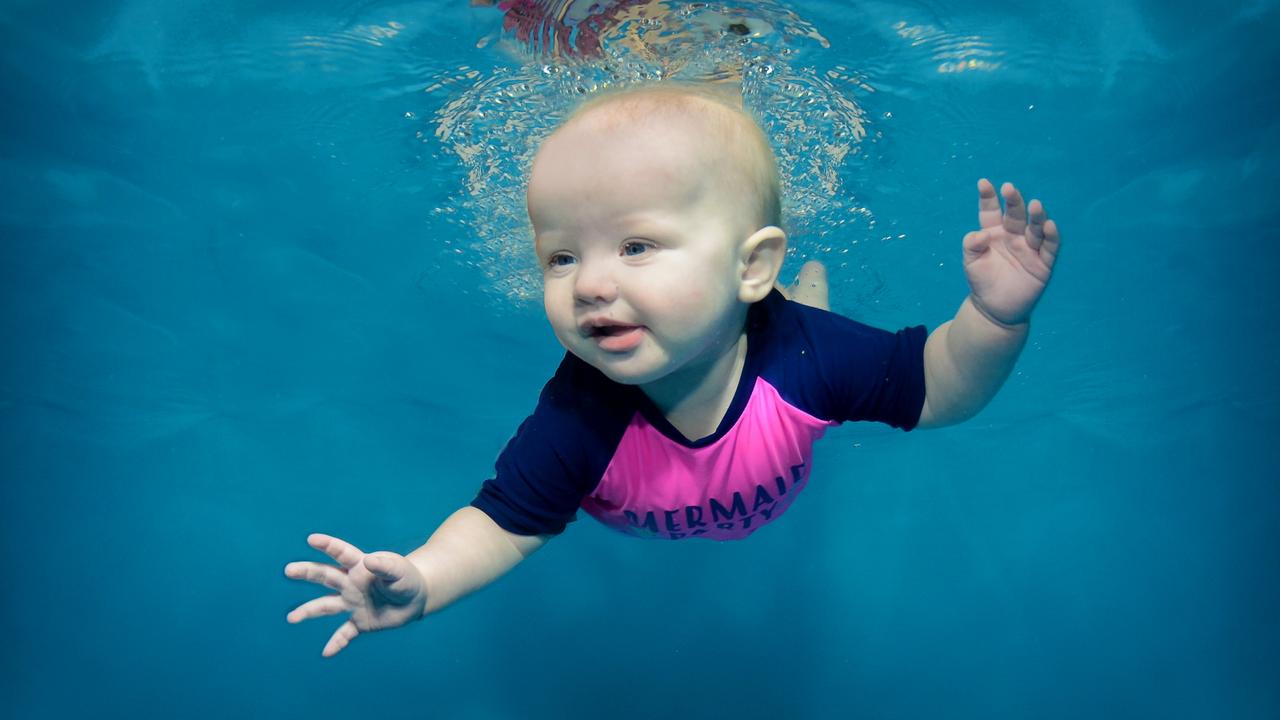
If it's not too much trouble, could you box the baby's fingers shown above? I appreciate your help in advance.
[1040,219,1061,268]
[287,594,348,624]
[284,561,348,593]
[322,620,360,658]
[307,533,365,571]
[1026,199,1047,251]
[1001,183,1027,236]
[977,179,1002,229]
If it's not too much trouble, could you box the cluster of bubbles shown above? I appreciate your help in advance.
[425,0,881,303]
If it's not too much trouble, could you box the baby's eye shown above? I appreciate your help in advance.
[621,240,651,256]
[547,253,576,268]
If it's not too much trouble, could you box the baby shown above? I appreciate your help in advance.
[284,85,1060,657]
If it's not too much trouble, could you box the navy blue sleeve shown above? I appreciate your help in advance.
[754,291,928,430]
[470,354,636,536]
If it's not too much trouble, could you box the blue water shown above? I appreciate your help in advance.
[2,1,1277,718]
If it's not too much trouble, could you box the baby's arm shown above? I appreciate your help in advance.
[285,507,546,657]
[408,506,546,615]
[917,297,1027,427]
[916,180,1060,428]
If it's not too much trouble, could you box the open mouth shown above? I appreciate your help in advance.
[588,323,638,337]
[582,322,645,352]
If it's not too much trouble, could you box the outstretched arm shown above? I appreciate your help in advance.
[285,507,547,657]
[407,506,547,616]
[917,179,1060,428]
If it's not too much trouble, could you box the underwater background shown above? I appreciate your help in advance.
[2,0,1277,717]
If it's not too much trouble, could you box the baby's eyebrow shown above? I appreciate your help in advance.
[614,211,684,231]
[532,231,567,252]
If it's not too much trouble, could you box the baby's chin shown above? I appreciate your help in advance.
[565,346,673,387]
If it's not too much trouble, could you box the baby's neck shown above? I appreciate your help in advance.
[640,329,749,442]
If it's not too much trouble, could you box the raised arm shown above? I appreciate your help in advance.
[285,507,548,658]
[917,179,1060,428]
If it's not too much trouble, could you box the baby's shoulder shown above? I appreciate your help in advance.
[752,290,869,355]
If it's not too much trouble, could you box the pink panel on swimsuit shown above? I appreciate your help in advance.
[580,377,835,540]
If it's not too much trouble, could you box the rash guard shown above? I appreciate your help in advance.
[472,289,927,540]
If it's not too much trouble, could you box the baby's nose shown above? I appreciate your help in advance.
[573,260,619,304]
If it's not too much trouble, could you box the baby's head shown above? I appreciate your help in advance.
[534,84,781,229]
[527,84,787,390]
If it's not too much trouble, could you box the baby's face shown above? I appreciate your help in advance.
[528,114,756,388]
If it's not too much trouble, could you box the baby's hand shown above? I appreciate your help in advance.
[962,179,1061,326]
[284,533,427,658]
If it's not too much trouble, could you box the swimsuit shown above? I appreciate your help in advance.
[472,289,927,540]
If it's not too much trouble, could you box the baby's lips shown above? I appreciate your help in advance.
[580,319,642,336]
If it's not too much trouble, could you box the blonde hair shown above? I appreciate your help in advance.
[557,83,782,229]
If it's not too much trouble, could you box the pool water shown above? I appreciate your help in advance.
[2,1,1277,718]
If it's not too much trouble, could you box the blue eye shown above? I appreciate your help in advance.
[547,253,576,268]
[622,241,650,256]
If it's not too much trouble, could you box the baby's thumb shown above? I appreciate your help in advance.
[962,230,990,261]
[363,552,412,587]
[364,552,425,598]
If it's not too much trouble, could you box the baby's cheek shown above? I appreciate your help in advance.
[676,291,724,336]
[543,298,574,335]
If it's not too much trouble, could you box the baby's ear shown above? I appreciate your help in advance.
[738,226,787,303]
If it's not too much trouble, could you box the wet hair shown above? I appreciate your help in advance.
[557,83,783,230]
